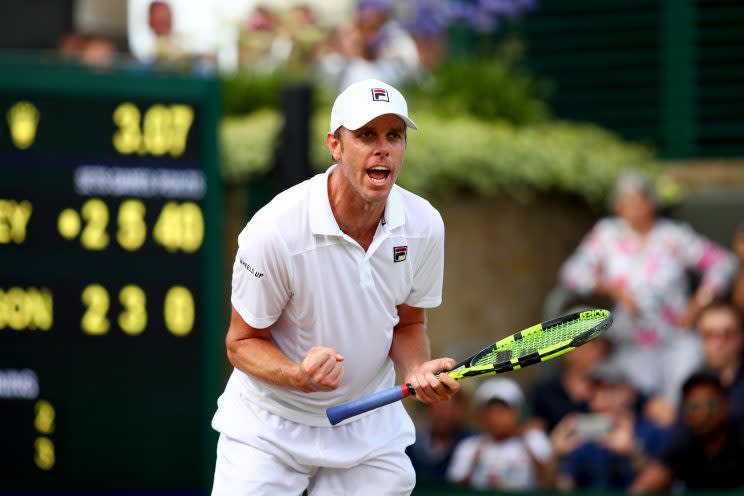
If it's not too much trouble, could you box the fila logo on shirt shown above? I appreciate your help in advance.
[371,88,389,102]
[393,245,407,263]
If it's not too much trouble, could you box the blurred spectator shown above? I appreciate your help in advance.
[447,378,552,491]
[236,3,327,74]
[148,0,185,64]
[58,33,88,60]
[732,223,744,315]
[57,33,117,68]
[149,1,173,37]
[316,0,420,91]
[559,171,737,407]
[550,361,670,491]
[313,24,363,87]
[630,371,744,493]
[278,4,327,73]
[81,36,118,67]
[128,0,217,73]
[406,394,472,483]
[532,334,612,432]
[238,5,283,72]
[695,300,744,419]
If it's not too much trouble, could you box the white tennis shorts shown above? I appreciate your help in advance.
[211,394,416,496]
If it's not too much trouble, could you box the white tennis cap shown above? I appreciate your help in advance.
[330,78,417,132]
[474,378,525,409]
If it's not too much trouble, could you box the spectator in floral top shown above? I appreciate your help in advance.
[559,172,737,414]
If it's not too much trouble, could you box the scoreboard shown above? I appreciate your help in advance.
[0,60,223,492]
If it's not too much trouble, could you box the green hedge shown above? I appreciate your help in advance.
[221,60,546,125]
[402,61,550,125]
[221,109,666,206]
[220,109,282,180]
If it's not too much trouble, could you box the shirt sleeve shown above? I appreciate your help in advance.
[675,222,738,295]
[446,436,478,483]
[524,428,553,463]
[230,217,292,329]
[559,220,609,294]
[405,208,444,308]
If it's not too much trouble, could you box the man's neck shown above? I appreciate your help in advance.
[328,170,385,250]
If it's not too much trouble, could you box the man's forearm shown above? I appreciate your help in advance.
[227,335,304,389]
[388,304,459,402]
[389,322,431,378]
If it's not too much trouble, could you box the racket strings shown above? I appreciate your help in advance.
[472,315,606,366]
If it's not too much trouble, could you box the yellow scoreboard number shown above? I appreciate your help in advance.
[57,198,204,252]
[113,102,194,157]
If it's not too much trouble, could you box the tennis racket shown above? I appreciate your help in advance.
[327,308,612,425]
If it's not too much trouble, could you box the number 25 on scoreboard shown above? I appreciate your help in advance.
[112,102,194,157]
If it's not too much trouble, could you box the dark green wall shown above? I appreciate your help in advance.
[517,0,744,159]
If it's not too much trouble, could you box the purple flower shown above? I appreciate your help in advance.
[404,0,537,35]
[469,9,498,32]
[358,0,394,14]
[479,0,514,15]
[446,2,474,23]
[405,0,451,37]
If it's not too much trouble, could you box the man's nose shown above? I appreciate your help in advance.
[374,136,391,156]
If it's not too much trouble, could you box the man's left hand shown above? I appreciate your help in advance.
[404,358,460,404]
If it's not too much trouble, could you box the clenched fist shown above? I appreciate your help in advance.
[291,347,345,393]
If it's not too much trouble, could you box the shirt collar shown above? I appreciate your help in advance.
[309,164,406,235]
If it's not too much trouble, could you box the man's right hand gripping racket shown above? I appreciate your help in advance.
[327,309,612,425]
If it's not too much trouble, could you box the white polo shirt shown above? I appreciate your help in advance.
[214,165,444,427]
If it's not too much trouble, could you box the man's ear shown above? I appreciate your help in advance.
[326,130,342,163]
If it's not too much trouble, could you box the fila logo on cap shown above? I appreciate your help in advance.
[371,88,389,102]
[393,245,407,262]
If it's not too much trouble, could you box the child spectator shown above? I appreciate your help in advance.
[447,378,552,490]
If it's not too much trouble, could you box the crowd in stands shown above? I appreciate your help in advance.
[408,172,744,493]
[54,0,445,91]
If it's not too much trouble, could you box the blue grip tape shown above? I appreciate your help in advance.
[326,385,407,425]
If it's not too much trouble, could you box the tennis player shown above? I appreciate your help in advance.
[211,78,459,495]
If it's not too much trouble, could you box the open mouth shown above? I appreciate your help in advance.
[366,166,391,184]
